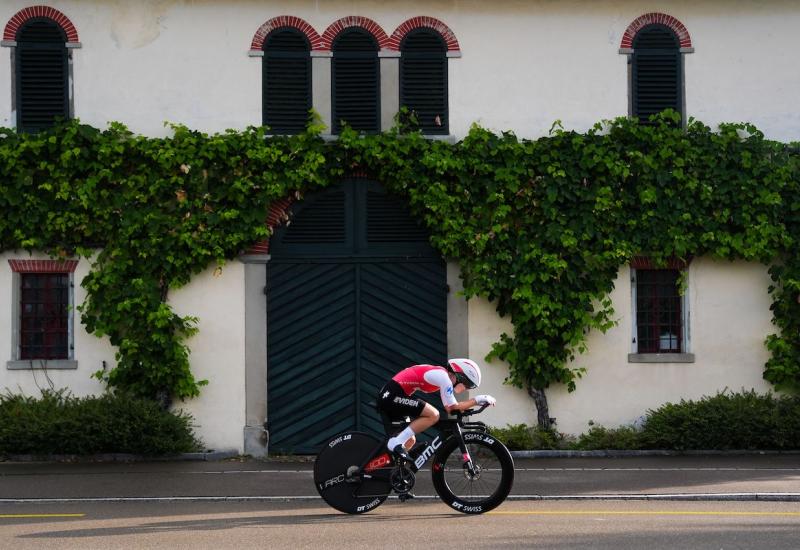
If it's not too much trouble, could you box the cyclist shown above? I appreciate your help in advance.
[376,358,496,460]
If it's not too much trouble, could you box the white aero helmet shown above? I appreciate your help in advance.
[447,358,482,389]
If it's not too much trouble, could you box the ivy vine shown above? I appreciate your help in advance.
[1,113,798,416]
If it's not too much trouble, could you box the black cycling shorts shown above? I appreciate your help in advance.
[376,380,426,432]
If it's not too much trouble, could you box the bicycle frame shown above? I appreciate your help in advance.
[353,408,491,496]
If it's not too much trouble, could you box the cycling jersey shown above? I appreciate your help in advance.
[392,364,458,408]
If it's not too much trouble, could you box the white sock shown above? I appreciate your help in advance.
[387,427,415,451]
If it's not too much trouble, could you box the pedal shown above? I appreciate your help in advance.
[398,492,415,502]
[390,465,416,494]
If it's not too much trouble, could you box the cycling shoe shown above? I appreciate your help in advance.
[392,444,412,463]
[398,492,415,503]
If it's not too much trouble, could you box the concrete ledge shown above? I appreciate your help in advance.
[320,133,457,143]
[628,353,695,363]
[238,254,271,264]
[7,360,78,370]
[511,449,800,458]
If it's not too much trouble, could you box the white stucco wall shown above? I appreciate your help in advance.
[168,261,247,452]
[1,0,798,141]
[0,252,247,452]
[471,258,775,436]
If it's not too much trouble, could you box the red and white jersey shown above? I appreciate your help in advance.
[392,364,458,407]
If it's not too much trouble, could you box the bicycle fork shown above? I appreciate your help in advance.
[454,424,478,477]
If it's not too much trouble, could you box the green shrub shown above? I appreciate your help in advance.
[0,390,202,456]
[489,424,534,450]
[488,391,800,451]
[572,424,643,450]
[489,423,572,450]
[639,390,800,450]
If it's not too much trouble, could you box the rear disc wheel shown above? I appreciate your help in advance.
[314,432,392,514]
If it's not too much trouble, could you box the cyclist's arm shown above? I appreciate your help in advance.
[444,398,478,413]
[423,369,477,413]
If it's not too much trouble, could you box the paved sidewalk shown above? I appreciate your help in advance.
[1,455,799,502]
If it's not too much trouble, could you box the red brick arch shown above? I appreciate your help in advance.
[320,16,390,51]
[249,15,322,52]
[4,5,79,43]
[388,16,460,53]
[8,259,78,273]
[246,197,295,255]
[620,12,692,49]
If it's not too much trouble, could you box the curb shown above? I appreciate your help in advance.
[509,449,800,458]
[510,493,800,502]
[1,449,241,463]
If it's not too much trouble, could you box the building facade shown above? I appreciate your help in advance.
[1,1,796,453]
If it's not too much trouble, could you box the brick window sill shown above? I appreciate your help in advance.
[7,360,78,370]
[628,353,695,364]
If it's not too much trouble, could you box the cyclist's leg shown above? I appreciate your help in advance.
[404,403,439,449]
[378,380,429,453]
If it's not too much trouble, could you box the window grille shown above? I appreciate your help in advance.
[634,269,683,353]
[19,273,70,360]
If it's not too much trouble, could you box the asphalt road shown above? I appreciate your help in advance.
[1,455,799,548]
[1,455,799,501]
[1,500,799,549]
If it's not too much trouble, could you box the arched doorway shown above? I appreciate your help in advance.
[266,179,447,453]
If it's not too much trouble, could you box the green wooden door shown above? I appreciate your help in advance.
[267,180,447,453]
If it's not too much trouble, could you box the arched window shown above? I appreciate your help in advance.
[16,18,69,132]
[400,29,448,134]
[263,28,311,134]
[332,28,379,134]
[631,24,682,123]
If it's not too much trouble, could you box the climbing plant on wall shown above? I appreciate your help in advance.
[1,113,798,422]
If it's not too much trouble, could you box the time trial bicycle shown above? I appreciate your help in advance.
[313,404,514,514]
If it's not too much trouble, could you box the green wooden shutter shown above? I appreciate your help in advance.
[632,25,682,124]
[263,28,311,134]
[400,29,448,134]
[16,19,69,133]
[332,29,379,134]
[267,262,359,452]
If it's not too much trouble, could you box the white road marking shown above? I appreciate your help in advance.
[1,493,799,503]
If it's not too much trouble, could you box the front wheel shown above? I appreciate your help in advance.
[313,432,393,514]
[431,432,514,514]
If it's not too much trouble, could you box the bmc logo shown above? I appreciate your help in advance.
[414,436,442,469]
